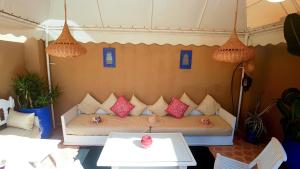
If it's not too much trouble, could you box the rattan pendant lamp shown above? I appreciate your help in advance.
[46,0,87,57]
[213,0,255,129]
[213,0,254,63]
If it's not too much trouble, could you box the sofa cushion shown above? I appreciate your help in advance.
[65,115,150,136]
[130,95,147,116]
[78,93,101,114]
[197,94,221,116]
[111,96,134,118]
[165,97,188,118]
[151,115,232,136]
[180,93,198,116]
[0,126,40,138]
[99,93,117,115]
[148,96,168,116]
[7,110,35,130]
[65,114,232,136]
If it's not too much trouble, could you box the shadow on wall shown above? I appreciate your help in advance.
[242,43,300,141]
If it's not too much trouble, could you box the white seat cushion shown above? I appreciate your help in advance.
[151,115,232,136]
[0,126,40,138]
[65,115,149,135]
[65,114,232,136]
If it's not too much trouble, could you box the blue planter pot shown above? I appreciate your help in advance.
[283,137,300,169]
[20,106,52,139]
[246,130,260,144]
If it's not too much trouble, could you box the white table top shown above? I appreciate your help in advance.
[97,132,196,167]
[0,135,60,163]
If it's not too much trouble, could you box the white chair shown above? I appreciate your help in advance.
[214,137,287,169]
[0,96,41,138]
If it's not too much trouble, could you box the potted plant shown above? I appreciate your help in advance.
[12,73,60,138]
[277,88,300,169]
[245,96,276,144]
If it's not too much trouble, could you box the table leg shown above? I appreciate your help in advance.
[179,166,187,169]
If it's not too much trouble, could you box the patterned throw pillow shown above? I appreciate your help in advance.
[165,97,189,119]
[110,96,135,118]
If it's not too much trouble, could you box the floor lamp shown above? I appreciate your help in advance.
[212,0,255,129]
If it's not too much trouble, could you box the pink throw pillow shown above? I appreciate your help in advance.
[165,97,189,118]
[110,96,135,118]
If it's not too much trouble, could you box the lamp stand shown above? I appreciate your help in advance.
[45,26,56,129]
[236,66,245,130]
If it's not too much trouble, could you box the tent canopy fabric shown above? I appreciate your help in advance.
[0,0,299,46]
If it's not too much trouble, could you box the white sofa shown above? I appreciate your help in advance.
[61,105,236,146]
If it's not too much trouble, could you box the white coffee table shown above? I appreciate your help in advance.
[0,135,60,169]
[97,132,196,169]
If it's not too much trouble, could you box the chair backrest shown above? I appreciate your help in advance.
[249,137,287,169]
[0,96,15,126]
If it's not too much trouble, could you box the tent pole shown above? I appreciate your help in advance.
[45,26,56,129]
[236,32,249,130]
[236,66,244,130]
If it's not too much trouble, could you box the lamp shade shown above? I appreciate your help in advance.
[212,32,255,63]
[46,0,86,58]
[46,23,87,57]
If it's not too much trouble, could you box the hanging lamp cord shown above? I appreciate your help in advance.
[64,0,67,24]
[233,0,238,32]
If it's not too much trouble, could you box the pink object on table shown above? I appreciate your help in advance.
[200,117,211,125]
[141,135,152,148]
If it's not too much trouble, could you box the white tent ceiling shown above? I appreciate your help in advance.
[0,0,299,45]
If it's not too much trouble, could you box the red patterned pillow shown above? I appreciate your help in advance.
[165,97,189,118]
[110,96,135,118]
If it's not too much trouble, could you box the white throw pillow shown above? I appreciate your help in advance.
[180,92,198,116]
[148,96,168,116]
[7,109,35,130]
[78,93,102,114]
[130,95,147,116]
[217,107,230,116]
[99,93,117,115]
[197,94,221,116]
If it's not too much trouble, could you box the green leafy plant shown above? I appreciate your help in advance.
[245,96,276,143]
[277,88,300,141]
[12,73,60,109]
